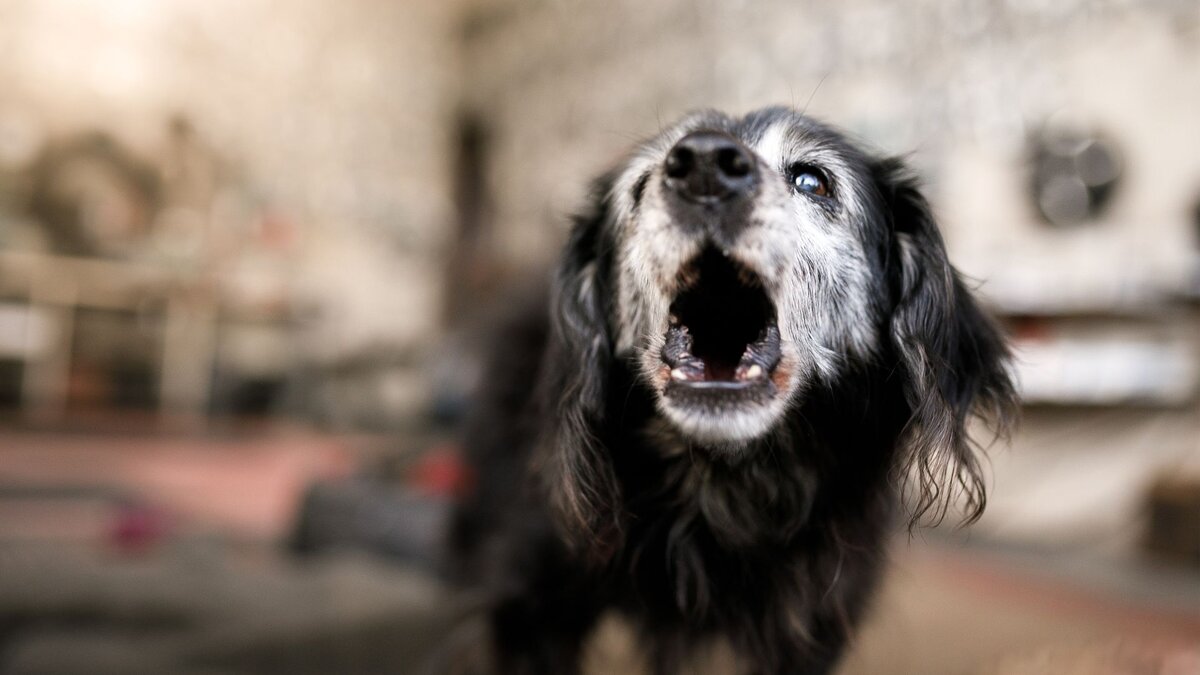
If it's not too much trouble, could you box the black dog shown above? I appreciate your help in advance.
[447,107,1016,674]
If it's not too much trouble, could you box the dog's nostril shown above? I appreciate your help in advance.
[717,147,751,178]
[665,147,694,179]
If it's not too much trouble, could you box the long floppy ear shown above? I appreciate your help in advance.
[536,174,623,560]
[874,158,1018,525]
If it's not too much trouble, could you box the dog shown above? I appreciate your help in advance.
[446,107,1016,675]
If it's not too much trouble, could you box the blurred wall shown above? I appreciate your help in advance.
[460,0,1199,291]
[0,0,466,425]
[0,0,458,359]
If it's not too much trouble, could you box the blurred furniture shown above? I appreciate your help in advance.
[0,249,217,422]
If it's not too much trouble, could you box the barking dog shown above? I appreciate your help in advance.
[447,107,1016,675]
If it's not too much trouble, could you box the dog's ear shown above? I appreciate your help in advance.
[873,158,1018,525]
[536,173,623,560]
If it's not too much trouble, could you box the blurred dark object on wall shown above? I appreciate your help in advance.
[1027,123,1122,228]
[1190,190,1200,299]
[27,131,161,258]
[442,113,498,326]
[1143,471,1200,567]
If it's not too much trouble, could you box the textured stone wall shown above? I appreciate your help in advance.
[461,0,1200,313]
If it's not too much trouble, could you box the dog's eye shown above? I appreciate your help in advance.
[787,164,830,198]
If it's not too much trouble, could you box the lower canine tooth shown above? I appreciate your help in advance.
[745,364,763,379]
[671,368,688,381]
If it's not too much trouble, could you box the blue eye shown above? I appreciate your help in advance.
[788,164,830,197]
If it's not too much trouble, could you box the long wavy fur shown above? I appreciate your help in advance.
[873,158,1018,525]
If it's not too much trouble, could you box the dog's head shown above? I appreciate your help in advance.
[540,107,1015,552]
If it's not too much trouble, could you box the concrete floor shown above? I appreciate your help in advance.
[0,419,1197,674]
[0,535,1194,675]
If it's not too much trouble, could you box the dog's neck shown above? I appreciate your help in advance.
[602,358,901,547]
[621,417,818,548]
[593,366,900,621]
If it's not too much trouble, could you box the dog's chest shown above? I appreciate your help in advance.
[628,428,819,549]
[579,612,743,674]
[617,472,814,624]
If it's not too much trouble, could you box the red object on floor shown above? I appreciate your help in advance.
[408,445,474,498]
[110,501,172,554]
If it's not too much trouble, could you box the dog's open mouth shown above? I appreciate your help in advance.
[661,247,782,393]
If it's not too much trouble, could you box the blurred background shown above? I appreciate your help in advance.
[0,0,1197,673]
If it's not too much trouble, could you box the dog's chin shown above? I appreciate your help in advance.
[659,392,789,449]
[652,245,790,451]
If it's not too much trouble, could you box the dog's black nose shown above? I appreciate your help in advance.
[664,131,757,202]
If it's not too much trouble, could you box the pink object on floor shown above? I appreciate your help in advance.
[0,425,361,539]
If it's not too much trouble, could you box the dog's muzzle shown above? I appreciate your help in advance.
[663,131,759,249]
[664,131,758,203]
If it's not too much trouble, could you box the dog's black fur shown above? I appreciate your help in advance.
[448,109,1016,675]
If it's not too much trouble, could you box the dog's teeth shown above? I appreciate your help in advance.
[670,368,688,381]
[745,364,763,379]
[669,313,680,326]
